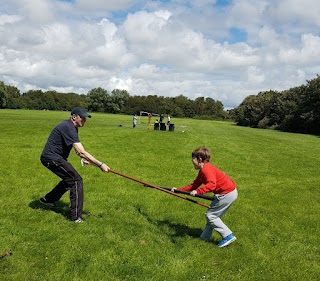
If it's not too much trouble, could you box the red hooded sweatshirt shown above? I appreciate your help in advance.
[178,162,236,195]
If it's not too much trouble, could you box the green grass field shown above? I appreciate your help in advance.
[0,109,319,281]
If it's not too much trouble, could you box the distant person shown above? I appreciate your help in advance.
[39,107,110,223]
[148,113,152,129]
[160,114,164,123]
[167,115,171,125]
[172,147,238,247]
[133,114,138,128]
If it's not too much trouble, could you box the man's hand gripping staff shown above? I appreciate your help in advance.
[81,158,109,172]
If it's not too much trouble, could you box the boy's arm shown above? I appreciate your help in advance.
[177,173,202,192]
[186,165,217,195]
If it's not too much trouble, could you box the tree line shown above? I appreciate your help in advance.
[0,82,228,119]
[1,75,319,135]
[233,75,320,135]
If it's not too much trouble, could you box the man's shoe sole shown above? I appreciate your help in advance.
[39,198,56,208]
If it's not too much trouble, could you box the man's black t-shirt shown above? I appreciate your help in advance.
[41,119,80,161]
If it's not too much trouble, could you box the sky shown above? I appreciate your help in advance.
[1,0,320,109]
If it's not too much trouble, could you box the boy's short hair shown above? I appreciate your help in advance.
[192,147,211,162]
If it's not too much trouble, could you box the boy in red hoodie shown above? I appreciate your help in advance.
[173,147,238,247]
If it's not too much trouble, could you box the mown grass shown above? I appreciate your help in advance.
[0,109,319,281]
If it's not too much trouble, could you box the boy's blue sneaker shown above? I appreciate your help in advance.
[218,233,237,247]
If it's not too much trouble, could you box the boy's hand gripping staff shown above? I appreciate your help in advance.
[159,186,213,201]
[109,169,210,208]
[143,185,213,201]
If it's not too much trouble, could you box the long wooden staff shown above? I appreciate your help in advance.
[109,169,210,208]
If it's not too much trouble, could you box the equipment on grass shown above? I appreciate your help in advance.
[0,250,12,258]
[109,169,210,208]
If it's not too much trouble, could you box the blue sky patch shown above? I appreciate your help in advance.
[228,27,247,43]
[214,0,232,8]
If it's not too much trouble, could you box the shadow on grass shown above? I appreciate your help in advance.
[136,207,203,242]
[29,199,104,220]
[28,199,70,218]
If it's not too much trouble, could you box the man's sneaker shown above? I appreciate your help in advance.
[66,215,85,223]
[74,217,84,223]
[217,233,237,247]
[39,197,56,208]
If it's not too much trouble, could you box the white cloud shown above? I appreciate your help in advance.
[75,0,139,11]
[18,0,56,23]
[0,0,320,108]
[0,14,22,25]
[267,0,320,27]
[247,66,265,83]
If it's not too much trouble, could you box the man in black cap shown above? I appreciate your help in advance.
[39,107,110,222]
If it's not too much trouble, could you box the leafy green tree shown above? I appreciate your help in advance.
[109,89,130,113]
[5,85,21,109]
[172,95,188,117]
[194,97,206,116]
[122,96,144,115]
[272,88,300,131]
[43,91,58,110]
[87,87,110,112]
[235,90,281,128]
[235,75,320,134]
[0,81,7,108]
[172,95,195,118]
[298,76,320,134]
[204,98,226,119]
[235,95,261,127]
[19,90,46,109]
[0,80,232,123]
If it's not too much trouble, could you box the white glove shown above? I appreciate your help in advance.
[190,190,197,196]
[171,188,177,192]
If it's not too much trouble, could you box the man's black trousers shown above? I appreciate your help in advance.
[41,158,83,220]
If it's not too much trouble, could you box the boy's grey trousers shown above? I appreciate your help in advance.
[200,188,238,241]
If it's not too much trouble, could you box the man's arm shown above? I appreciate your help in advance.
[73,142,109,172]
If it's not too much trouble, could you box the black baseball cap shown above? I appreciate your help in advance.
[71,107,91,119]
